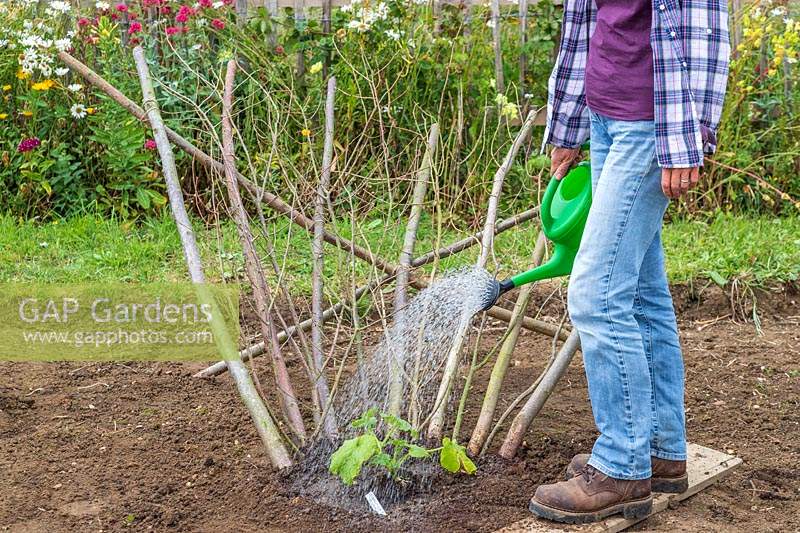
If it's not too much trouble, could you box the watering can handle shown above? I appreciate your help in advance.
[539,169,590,242]
[539,176,560,239]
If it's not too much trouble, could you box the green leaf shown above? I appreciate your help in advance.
[381,413,413,433]
[370,452,393,468]
[329,433,381,485]
[707,270,728,287]
[406,444,430,459]
[350,407,378,429]
[136,188,151,209]
[439,437,477,475]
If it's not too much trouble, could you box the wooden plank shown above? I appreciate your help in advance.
[495,443,743,533]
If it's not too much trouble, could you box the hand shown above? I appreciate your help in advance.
[550,147,582,180]
[661,167,700,199]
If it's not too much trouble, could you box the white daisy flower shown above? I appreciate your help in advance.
[96,0,110,9]
[55,67,69,76]
[70,103,87,119]
[68,83,82,92]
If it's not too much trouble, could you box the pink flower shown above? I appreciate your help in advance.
[144,139,157,150]
[199,0,212,7]
[110,12,119,20]
[175,4,193,22]
[160,5,172,14]
[115,3,128,12]
[211,18,224,30]
[77,17,90,27]
[165,25,180,35]
[223,0,233,5]
[128,21,142,34]
[17,137,41,153]
[274,44,284,55]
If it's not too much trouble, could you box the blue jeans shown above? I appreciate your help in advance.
[567,111,687,481]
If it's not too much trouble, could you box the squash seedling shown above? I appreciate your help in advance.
[329,408,476,486]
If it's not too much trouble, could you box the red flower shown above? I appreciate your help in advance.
[129,37,141,45]
[77,17,90,27]
[199,0,212,7]
[165,25,180,35]
[211,18,224,30]
[160,5,171,14]
[223,0,234,5]
[129,11,138,19]
[17,137,41,153]
[110,12,120,20]
[115,3,128,11]
[128,20,142,34]
[274,45,284,55]
[144,139,157,150]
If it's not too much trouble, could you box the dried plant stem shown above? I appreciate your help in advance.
[388,123,439,417]
[132,47,291,469]
[427,110,536,443]
[311,76,339,439]
[467,231,546,455]
[221,60,307,442]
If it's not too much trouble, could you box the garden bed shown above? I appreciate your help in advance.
[1,283,798,532]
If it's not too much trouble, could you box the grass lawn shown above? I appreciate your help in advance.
[1,212,797,293]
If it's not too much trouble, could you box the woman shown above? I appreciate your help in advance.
[529,0,730,524]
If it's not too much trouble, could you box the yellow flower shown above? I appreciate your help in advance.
[2,85,10,91]
[309,61,323,75]
[16,70,29,80]
[86,107,96,114]
[301,128,311,137]
[20,110,33,117]
[0,113,7,120]
[31,79,56,91]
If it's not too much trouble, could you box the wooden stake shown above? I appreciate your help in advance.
[311,76,339,439]
[427,110,536,442]
[498,329,581,459]
[221,60,307,442]
[388,123,440,417]
[467,231,546,455]
[491,0,504,93]
[132,47,291,469]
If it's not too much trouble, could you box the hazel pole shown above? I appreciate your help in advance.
[221,59,307,442]
[132,46,291,469]
[498,329,581,459]
[388,123,440,418]
[426,110,536,443]
[467,230,546,455]
[310,76,340,439]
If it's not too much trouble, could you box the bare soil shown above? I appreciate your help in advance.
[1,283,798,532]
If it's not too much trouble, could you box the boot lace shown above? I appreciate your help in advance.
[579,464,599,485]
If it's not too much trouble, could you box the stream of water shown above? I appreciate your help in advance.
[294,266,496,507]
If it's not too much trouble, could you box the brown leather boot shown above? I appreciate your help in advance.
[565,454,688,493]
[529,465,652,524]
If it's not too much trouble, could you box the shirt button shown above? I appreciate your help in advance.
[659,4,666,10]
[682,61,688,68]
[670,31,677,37]
[707,28,713,34]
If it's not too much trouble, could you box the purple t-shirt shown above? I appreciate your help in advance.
[585,0,655,121]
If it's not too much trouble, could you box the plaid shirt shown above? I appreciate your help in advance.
[543,0,731,168]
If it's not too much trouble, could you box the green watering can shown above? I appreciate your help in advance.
[479,161,593,311]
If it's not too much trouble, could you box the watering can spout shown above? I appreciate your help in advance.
[478,162,592,312]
